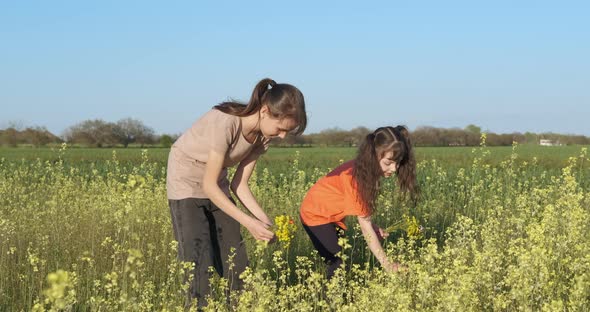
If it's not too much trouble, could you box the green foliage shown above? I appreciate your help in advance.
[159,135,174,148]
[1,145,589,310]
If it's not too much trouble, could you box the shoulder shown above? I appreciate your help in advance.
[197,109,240,134]
[327,160,355,178]
[177,109,241,150]
[207,109,239,124]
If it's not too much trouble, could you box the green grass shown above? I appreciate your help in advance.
[2,144,587,169]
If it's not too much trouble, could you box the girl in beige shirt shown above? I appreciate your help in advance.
[167,78,307,308]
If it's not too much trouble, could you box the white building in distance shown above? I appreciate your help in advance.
[539,139,561,146]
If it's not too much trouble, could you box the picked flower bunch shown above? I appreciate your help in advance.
[274,214,297,249]
[385,214,424,239]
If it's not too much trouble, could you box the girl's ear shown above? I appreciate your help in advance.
[259,104,269,118]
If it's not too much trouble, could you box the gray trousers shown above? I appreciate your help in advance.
[169,198,248,307]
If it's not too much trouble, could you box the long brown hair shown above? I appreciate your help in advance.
[352,125,417,215]
[214,78,307,135]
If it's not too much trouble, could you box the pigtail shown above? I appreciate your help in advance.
[352,132,383,215]
[394,126,418,199]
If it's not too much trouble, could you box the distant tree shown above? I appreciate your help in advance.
[0,125,61,147]
[512,132,526,144]
[6,121,25,131]
[293,134,311,145]
[461,125,481,145]
[291,133,314,146]
[318,128,351,146]
[568,135,590,145]
[1,121,24,147]
[349,126,371,146]
[114,118,155,148]
[63,119,119,147]
[21,127,54,147]
[443,128,467,146]
[413,126,442,146]
[524,132,538,144]
[159,134,174,148]
[465,124,481,135]
[273,133,310,146]
[1,128,18,147]
[486,133,521,146]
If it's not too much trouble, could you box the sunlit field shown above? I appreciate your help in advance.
[1,141,589,311]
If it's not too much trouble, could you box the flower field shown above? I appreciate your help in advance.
[1,142,589,311]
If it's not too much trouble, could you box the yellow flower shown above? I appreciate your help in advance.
[274,215,297,249]
[385,214,424,239]
[406,215,424,239]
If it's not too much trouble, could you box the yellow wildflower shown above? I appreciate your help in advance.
[274,215,297,249]
[385,214,424,239]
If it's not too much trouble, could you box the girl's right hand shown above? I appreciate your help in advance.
[372,223,389,241]
[245,218,275,242]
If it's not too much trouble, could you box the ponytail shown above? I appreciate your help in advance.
[214,78,307,135]
[215,78,276,116]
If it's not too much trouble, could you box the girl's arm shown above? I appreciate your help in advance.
[203,149,274,241]
[357,215,399,272]
[230,152,273,226]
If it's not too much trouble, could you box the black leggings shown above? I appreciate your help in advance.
[169,198,248,308]
[302,221,345,278]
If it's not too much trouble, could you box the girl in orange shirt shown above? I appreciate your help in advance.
[300,126,417,278]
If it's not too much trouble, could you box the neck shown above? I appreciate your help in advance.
[240,113,261,143]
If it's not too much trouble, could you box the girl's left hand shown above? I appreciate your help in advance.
[372,223,389,241]
[258,213,274,228]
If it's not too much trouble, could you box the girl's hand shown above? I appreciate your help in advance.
[259,215,274,228]
[383,261,406,273]
[258,216,276,243]
[245,218,275,242]
[372,223,389,241]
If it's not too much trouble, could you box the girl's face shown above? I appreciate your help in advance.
[379,151,397,178]
[259,106,298,139]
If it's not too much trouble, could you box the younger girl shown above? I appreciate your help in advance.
[300,126,417,278]
[167,78,307,307]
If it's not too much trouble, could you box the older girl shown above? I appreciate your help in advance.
[167,78,307,306]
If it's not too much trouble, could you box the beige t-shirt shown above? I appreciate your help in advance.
[166,109,269,200]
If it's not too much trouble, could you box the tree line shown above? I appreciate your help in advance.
[1,120,589,148]
[0,118,176,148]
[277,124,590,147]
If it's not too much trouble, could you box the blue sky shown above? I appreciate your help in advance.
[1,1,589,136]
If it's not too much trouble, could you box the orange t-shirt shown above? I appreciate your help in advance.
[300,160,370,229]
